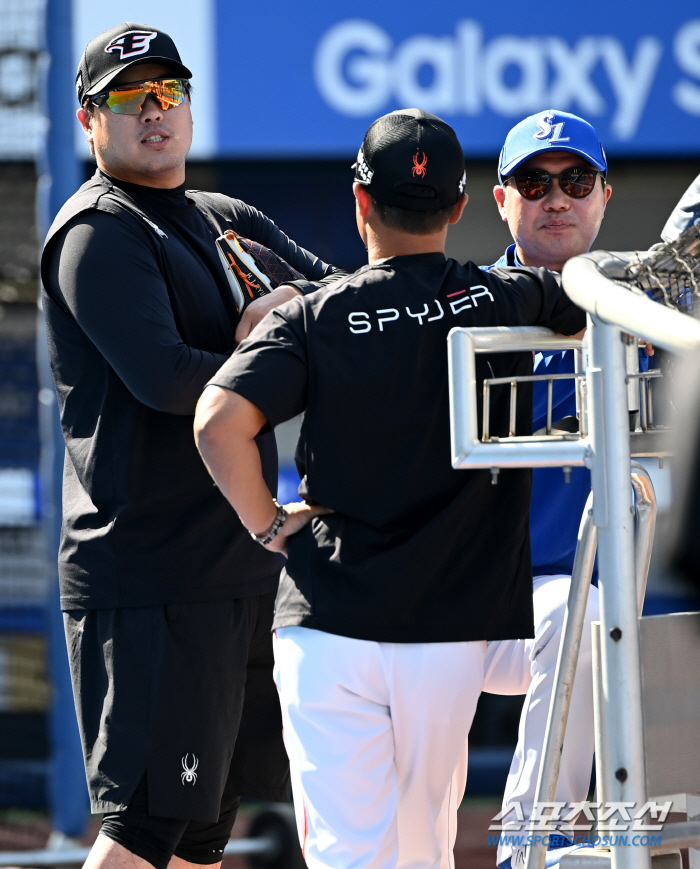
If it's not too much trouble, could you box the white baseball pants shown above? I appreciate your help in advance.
[471,574,600,866]
[273,626,487,869]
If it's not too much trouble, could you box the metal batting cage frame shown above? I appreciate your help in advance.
[449,250,700,869]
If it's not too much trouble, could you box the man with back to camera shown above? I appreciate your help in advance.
[40,22,345,869]
[479,110,650,869]
[193,108,587,869]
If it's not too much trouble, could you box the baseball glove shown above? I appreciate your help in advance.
[215,230,305,316]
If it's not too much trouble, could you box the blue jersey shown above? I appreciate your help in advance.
[485,245,649,579]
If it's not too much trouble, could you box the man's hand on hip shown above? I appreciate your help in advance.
[265,502,334,557]
[235,285,303,344]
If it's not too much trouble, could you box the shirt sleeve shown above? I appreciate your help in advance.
[47,210,231,415]
[488,265,587,335]
[207,300,309,427]
[661,173,700,242]
[233,201,349,294]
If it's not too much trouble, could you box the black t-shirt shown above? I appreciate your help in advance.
[210,252,585,643]
[41,169,344,610]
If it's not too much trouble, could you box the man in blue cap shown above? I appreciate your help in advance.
[479,110,650,869]
[493,109,610,273]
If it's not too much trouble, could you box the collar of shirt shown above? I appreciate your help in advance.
[96,168,189,207]
[372,251,448,268]
[484,243,520,270]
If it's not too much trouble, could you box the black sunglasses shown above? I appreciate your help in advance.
[506,168,606,201]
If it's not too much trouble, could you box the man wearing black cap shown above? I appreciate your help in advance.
[194,108,586,869]
[40,22,345,869]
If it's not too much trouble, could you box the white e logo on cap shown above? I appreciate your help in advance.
[534,113,570,144]
[105,30,157,61]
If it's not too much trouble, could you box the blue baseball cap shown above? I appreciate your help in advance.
[498,110,607,183]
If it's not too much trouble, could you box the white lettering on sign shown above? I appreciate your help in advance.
[314,19,671,139]
[598,37,663,139]
[673,20,700,115]
[394,35,455,112]
[545,37,604,116]
[482,35,546,116]
[314,20,392,116]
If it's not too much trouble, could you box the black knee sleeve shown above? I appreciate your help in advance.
[100,777,188,869]
[173,793,240,864]
[100,775,240,868]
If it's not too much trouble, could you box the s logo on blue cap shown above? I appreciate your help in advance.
[534,113,570,145]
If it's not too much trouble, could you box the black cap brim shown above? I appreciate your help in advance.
[84,56,192,98]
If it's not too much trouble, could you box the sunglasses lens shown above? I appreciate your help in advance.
[103,80,186,114]
[512,169,600,200]
[515,173,551,200]
[560,170,597,198]
[152,80,186,109]
[105,86,149,114]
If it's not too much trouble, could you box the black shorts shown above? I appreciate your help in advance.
[64,591,289,822]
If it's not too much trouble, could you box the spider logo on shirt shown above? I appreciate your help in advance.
[181,754,198,785]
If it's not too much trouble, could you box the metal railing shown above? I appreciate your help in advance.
[562,255,700,869]
[449,328,665,479]
[449,327,588,471]
[527,463,657,869]
[448,261,700,869]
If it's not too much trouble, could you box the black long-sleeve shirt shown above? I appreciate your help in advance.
[41,169,345,609]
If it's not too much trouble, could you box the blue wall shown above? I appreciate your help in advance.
[216,1,700,157]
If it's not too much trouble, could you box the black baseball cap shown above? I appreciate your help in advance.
[353,108,466,213]
[76,23,192,105]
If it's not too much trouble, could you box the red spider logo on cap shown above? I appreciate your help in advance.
[412,152,428,177]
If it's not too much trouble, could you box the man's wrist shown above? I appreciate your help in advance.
[249,499,287,545]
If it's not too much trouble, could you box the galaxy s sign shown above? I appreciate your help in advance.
[313,19,700,140]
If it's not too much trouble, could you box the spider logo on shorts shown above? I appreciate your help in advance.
[181,754,198,785]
